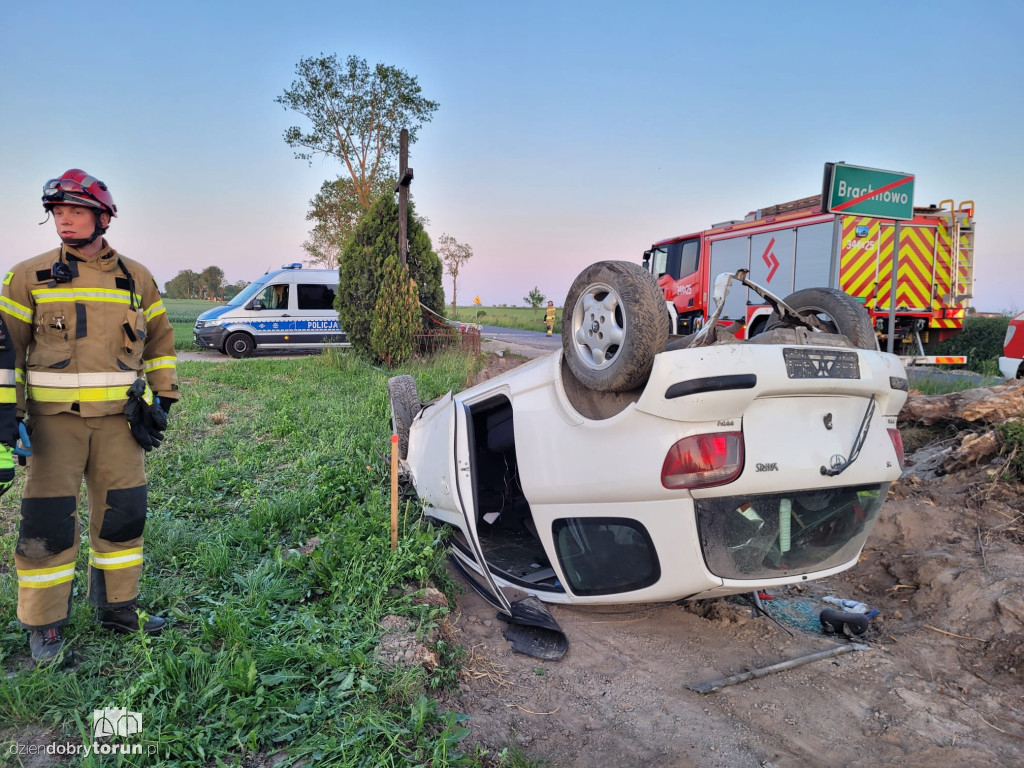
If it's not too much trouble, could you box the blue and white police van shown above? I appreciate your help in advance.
[193,264,347,358]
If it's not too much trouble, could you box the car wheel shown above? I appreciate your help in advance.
[563,261,669,392]
[224,332,255,358]
[388,375,422,460]
[767,287,877,350]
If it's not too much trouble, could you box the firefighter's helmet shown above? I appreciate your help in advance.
[42,169,117,217]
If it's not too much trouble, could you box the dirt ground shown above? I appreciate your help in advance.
[436,352,1024,767]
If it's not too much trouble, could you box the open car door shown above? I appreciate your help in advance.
[451,401,568,660]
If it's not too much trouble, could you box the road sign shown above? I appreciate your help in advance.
[473,296,481,305]
[824,163,915,220]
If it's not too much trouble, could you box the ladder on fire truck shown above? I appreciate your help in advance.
[900,200,975,366]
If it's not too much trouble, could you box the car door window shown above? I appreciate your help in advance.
[259,284,289,310]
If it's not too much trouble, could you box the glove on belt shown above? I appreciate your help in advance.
[0,443,13,496]
[125,379,168,452]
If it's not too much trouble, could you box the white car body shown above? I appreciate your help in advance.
[402,334,908,607]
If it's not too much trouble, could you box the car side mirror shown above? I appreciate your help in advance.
[250,299,264,310]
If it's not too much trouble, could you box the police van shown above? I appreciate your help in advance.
[193,264,347,358]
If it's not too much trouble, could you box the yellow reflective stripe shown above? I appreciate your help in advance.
[0,296,33,323]
[143,356,176,372]
[3,271,12,286]
[31,287,143,306]
[15,368,24,384]
[27,371,137,388]
[89,547,143,570]
[0,370,15,385]
[28,385,131,403]
[144,301,167,321]
[0,389,15,404]
[18,563,76,588]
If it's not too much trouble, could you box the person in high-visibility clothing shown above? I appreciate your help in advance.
[544,300,557,336]
[0,169,179,663]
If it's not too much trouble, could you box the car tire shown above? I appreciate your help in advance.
[767,287,877,350]
[563,261,669,392]
[388,375,422,460]
[224,332,255,359]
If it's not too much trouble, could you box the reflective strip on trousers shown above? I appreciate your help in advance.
[18,563,76,589]
[89,547,144,570]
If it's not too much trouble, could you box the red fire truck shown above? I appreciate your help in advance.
[643,165,975,360]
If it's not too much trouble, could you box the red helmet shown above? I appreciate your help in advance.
[42,169,117,217]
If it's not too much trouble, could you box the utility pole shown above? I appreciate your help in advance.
[396,128,414,266]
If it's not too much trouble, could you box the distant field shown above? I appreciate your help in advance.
[163,299,559,350]
[451,305,560,332]
[164,298,225,349]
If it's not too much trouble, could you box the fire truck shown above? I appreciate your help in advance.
[643,166,975,361]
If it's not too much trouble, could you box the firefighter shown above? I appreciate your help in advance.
[0,169,179,664]
[544,300,557,336]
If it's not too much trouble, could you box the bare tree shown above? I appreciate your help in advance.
[436,233,474,317]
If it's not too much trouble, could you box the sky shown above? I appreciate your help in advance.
[1,0,1021,312]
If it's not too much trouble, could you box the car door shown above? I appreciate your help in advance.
[451,400,514,615]
[250,282,296,342]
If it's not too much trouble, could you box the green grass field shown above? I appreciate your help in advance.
[0,350,539,767]
[164,298,225,350]
[451,305,560,333]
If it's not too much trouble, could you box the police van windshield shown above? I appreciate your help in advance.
[226,279,268,308]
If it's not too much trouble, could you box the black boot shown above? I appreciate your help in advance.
[30,627,71,664]
[97,603,166,636]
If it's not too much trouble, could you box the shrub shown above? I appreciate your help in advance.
[371,257,419,366]
[930,315,1010,374]
[337,193,445,356]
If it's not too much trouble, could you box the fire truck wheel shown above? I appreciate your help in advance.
[388,375,422,460]
[562,261,669,392]
[769,287,877,350]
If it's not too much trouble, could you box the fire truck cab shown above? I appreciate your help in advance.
[644,194,975,358]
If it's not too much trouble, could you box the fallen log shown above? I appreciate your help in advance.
[899,379,1024,425]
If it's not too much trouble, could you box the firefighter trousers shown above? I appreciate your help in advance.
[14,412,148,630]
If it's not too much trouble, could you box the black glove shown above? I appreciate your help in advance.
[124,379,168,452]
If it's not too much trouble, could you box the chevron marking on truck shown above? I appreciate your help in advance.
[840,217,881,300]
[874,225,896,309]
[896,227,935,310]
[933,225,953,312]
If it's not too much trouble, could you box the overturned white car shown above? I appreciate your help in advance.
[390,262,906,654]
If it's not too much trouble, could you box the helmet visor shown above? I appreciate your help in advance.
[42,177,103,210]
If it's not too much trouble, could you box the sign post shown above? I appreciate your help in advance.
[823,163,915,221]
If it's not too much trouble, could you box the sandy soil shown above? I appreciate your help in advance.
[435,352,1024,767]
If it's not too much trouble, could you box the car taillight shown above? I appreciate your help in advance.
[661,432,743,489]
[888,428,904,470]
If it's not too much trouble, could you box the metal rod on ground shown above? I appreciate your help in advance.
[686,643,870,694]
[390,434,399,550]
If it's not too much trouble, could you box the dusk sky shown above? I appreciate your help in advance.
[2,1,1021,311]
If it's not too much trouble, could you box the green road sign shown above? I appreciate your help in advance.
[824,163,915,220]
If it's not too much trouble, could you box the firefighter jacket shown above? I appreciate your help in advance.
[0,242,179,418]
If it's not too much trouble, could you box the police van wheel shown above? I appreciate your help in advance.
[225,332,255,359]
[388,375,422,460]
[767,288,877,351]
[563,261,668,393]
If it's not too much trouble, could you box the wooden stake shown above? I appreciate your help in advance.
[390,434,399,550]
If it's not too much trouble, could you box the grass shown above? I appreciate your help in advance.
[164,299,225,350]
[0,349,538,767]
[450,306,559,333]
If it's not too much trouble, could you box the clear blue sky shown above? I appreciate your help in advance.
[2,0,1021,311]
